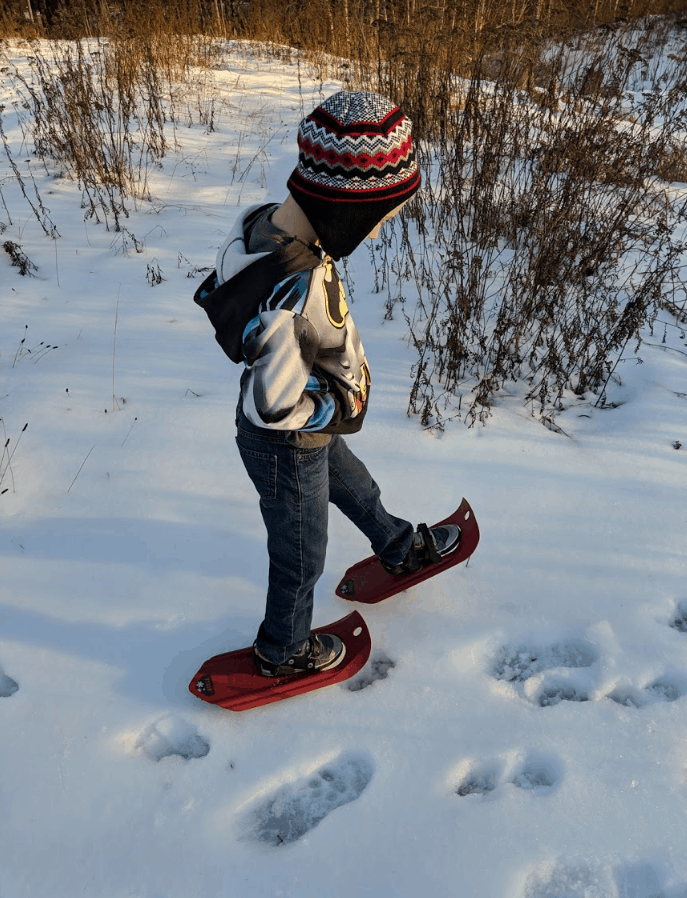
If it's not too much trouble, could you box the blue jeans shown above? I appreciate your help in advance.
[235,409,414,663]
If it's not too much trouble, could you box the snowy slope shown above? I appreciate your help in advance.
[1,41,687,898]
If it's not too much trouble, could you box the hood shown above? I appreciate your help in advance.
[194,204,321,364]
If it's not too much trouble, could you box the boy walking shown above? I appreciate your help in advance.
[195,91,459,677]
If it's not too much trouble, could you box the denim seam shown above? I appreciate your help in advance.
[329,465,408,559]
[290,449,305,659]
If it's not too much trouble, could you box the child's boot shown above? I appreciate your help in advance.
[380,524,461,576]
[253,633,346,677]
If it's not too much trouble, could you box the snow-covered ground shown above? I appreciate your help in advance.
[1,40,687,898]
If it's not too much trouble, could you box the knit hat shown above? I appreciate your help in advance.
[287,90,421,260]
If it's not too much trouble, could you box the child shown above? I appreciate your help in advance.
[195,90,460,677]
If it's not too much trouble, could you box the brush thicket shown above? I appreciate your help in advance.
[2,1,686,425]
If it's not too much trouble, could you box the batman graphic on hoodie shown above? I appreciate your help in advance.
[194,203,371,437]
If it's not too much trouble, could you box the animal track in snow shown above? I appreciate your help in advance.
[607,673,687,709]
[238,752,374,847]
[456,754,559,798]
[615,860,687,898]
[491,639,598,683]
[455,762,500,797]
[131,715,210,762]
[537,681,590,707]
[347,651,395,692]
[521,859,687,898]
[491,637,598,708]
[646,676,685,702]
[520,861,616,898]
[492,634,687,713]
[511,755,560,790]
[670,601,687,634]
[0,664,19,698]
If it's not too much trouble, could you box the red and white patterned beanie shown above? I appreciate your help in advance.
[287,90,421,260]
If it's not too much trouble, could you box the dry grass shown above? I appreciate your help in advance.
[419,22,687,424]
[2,1,687,425]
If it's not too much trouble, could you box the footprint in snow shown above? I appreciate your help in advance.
[491,639,598,683]
[456,754,559,798]
[615,860,687,898]
[238,752,374,847]
[520,861,616,897]
[537,681,590,707]
[522,859,687,898]
[607,673,687,710]
[455,762,500,797]
[645,676,686,703]
[491,638,597,708]
[670,601,687,634]
[347,650,395,692]
[0,665,19,698]
[510,754,560,790]
[133,715,210,762]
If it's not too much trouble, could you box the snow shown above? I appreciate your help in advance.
[1,39,687,898]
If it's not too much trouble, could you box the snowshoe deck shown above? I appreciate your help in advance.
[189,611,371,711]
[336,498,479,605]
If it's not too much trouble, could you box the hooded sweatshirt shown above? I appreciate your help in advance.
[194,203,371,435]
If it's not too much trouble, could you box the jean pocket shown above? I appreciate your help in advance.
[295,444,328,462]
[236,443,278,501]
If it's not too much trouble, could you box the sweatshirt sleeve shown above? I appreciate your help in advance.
[239,264,369,434]
[240,307,339,431]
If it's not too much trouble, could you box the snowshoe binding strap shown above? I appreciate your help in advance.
[417,523,442,565]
